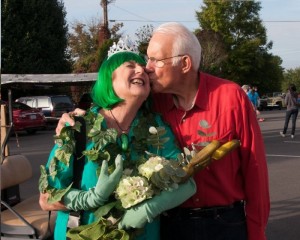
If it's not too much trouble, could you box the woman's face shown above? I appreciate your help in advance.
[112,60,150,102]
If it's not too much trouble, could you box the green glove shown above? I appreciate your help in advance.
[118,179,196,229]
[64,154,123,211]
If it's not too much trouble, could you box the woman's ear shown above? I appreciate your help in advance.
[181,55,192,73]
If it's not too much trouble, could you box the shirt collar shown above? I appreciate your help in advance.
[164,72,209,112]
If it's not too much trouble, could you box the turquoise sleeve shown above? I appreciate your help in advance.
[45,144,74,189]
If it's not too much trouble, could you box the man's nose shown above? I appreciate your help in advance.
[144,64,154,73]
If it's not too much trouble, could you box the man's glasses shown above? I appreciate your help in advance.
[145,55,184,68]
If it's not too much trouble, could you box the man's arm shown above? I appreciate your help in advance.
[238,92,270,240]
[56,108,86,135]
[39,192,67,211]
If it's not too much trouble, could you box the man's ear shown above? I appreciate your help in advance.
[181,55,192,73]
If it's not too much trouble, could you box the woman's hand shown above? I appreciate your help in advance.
[63,155,123,211]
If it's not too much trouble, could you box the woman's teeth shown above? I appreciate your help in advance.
[131,79,144,85]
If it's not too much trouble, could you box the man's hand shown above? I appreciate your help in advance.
[56,108,86,135]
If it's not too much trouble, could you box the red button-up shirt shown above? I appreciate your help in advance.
[152,72,270,240]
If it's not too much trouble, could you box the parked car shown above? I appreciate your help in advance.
[77,93,93,110]
[264,92,286,110]
[12,102,46,134]
[16,95,75,125]
[258,96,268,111]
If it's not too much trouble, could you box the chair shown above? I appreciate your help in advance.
[1,155,56,239]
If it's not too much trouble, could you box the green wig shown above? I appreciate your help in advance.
[91,51,146,109]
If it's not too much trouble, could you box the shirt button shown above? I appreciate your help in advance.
[195,198,199,202]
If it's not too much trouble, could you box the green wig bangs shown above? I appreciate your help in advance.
[91,51,146,109]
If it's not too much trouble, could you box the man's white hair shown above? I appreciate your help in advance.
[153,22,201,71]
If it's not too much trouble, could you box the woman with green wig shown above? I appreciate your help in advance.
[39,37,196,240]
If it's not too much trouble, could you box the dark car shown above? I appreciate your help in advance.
[12,102,46,134]
[258,96,268,111]
[16,95,75,125]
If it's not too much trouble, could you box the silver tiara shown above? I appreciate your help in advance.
[107,36,139,58]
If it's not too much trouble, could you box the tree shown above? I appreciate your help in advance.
[68,18,123,73]
[283,67,300,92]
[135,25,154,56]
[195,30,227,75]
[196,0,283,92]
[1,0,71,74]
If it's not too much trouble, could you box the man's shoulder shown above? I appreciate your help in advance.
[200,72,241,92]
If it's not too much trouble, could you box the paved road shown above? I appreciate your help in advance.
[7,110,300,239]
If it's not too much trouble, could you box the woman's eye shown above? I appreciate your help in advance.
[125,63,135,68]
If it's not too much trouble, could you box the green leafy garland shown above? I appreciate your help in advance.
[39,107,165,197]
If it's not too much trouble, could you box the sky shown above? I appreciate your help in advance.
[63,0,300,70]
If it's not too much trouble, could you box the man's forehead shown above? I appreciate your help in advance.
[148,34,172,56]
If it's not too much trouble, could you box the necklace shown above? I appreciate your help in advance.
[109,110,130,151]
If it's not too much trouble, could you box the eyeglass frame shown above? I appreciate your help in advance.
[145,54,185,68]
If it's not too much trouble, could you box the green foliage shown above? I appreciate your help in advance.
[98,39,114,68]
[147,126,170,155]
[68,19,122,73]
[198,0,267,46]
[69,20,100,73]
[196,30,227,75]
[66,217,130,240]
[135,25,154,55]
[150,160,186,191]
[283,67,300,92]
[195,0,283,92]
[1,0,71,73]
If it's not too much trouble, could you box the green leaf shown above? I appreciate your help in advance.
[83,149,99,161]
[94,201,119,219]
[197,130,207,136]
[67,217,106,240]
[38,165,48,193]
[206,132,216,137]
[48,157,57,180]
[98,128,118,149]
[199,120,211,129]
[105,228,130,240]
[160,137,170,144]
[47,183,73,203]
[55,148,72,166]
[146,138,159,144]
[156,127,167,136]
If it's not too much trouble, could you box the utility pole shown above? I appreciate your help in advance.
[99,0,111,45]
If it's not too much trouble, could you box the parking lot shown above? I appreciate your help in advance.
[7,109,300,239]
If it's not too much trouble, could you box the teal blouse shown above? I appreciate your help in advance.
[45,109,181,240]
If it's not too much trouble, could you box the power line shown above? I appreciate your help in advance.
[264,20,300,23]
[109,19,197,23]
[109,19,300,23]
[110,3,153,22]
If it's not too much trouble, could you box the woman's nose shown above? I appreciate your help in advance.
[135,64,145,73]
